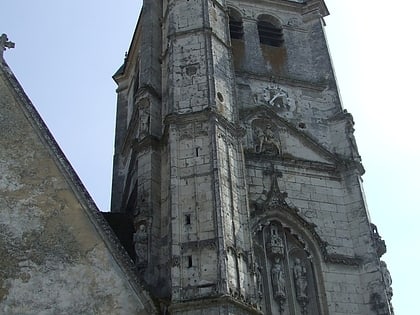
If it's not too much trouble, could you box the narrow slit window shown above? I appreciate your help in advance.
[187,256,193,268]
[185,214,191,225]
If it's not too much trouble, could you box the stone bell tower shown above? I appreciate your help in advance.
[111,1,393,314]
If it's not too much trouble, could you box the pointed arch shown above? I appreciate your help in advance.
[251,204,329,314]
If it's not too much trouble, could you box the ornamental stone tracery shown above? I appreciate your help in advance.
[253,221,321,315]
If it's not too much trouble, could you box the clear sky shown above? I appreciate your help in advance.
[1,1,418,313]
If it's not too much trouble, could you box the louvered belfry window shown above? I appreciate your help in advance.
[258,20,284,47]
[229,9,244,40]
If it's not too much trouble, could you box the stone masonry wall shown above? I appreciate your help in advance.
[0,63,153,314]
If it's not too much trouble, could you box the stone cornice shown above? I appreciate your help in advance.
[163,107,245,138]
[324,253,363,267]
[235,70,329,92]
[229,0,328,18]
[245,152,339,174]
[170,294,263,314]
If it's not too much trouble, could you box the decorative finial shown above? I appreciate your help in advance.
[0,33,15,60]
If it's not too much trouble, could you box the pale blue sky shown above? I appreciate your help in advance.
[1,1,418,313]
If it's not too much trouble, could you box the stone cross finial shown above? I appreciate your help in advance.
[0,33,15,59]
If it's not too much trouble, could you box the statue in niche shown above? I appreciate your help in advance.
[133,224,148,268]
[293,258,309,312]
[254,262,264,300]
[255,124,281,155]
[139,109,150,138]
[267,225,285,257]
[271,257,286,302]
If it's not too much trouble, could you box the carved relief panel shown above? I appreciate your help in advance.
[253,222,321,315]
[251,119,283,156]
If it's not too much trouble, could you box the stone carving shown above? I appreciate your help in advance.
[293,258,309,314]
[345,114,361,161]
[287,18,300,27]
[271,257,286,302]
[139,110,150,138]
[259,87,293,112]
[254,263,263,300]
[254,124,281,155]
[267,225,285,257]
[380,261,393,302]
[133,224,148,268]
[0,34,15,59]
[253,222,323,314]
[371,223,387,257]
[254,171,288,214]
[172,255,181,267]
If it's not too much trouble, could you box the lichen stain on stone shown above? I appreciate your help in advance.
[0,233,18,302]
[231,39,245,70]
[1,220,140,313]
[261,45,287,74]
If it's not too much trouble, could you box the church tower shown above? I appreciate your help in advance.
[111,1,393,314]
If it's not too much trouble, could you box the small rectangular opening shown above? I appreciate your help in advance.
[185,214,191,225]
[187,255,193,268]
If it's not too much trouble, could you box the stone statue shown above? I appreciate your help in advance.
[271,257,286,301]
[254,263,263,300]
[139,110,150,137]
[268,226,284,257]
[133,224,148,268]
[293,258,308,313]
[255,124,281,155]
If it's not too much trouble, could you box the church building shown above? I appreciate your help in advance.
[0,1,392,314]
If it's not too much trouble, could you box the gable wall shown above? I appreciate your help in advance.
[0,64,153,314]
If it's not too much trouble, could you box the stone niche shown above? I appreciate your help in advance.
[253,222,322,315]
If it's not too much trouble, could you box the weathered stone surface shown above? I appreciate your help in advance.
[1,0,393,314]
[111,1,392,314]
[0,61,157,314]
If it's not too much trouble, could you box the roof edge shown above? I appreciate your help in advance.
[0,59,158,314]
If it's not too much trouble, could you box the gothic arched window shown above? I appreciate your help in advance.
[228,8,244,40]
[257,16,284,47]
